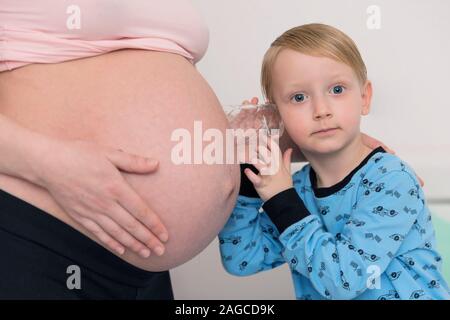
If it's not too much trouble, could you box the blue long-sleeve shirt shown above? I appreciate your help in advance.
[219,147,450,300]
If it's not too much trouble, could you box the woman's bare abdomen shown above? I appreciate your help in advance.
[0,49,240,271]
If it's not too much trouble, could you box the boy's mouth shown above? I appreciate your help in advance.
[312,127,340,135]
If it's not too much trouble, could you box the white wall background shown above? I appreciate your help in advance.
[171,0,450,299]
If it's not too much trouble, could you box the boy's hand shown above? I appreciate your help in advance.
[229,97,283,132]
[228,97,260,131]
[243,135,294,202]
[238,97,306,163]
[232,97,286,164]
[242,97,259,105]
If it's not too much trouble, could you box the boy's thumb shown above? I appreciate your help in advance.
[283,148,292,170]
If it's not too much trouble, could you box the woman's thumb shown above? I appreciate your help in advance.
[107,149,159,173]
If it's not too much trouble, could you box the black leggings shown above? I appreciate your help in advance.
[0,188,173,300]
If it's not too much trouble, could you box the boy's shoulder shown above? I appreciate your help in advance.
[291,149,420,188]
[360,150,419,186]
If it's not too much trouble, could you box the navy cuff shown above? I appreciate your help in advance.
[239,164,260,198]
[262,187,310,234]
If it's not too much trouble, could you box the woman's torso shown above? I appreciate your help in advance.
[0,49,240,271]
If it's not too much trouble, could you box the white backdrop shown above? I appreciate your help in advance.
[171,0,450,299]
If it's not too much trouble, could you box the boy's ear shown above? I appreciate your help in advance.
[361,80,372,116]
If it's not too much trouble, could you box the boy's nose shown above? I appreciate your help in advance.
[313,100,333,120]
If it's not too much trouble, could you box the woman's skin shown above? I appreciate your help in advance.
[0,113,170,259]
[0,49,240,271]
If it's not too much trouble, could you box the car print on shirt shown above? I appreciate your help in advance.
[360,178,386,196]
[388,271,402,281]
[377,290,400,300]
[389,233,405,242]
[428,280,440,289]
[372,205,399,217]
[365,233,382,243]
[319,206,330,216]
[413,220,427,236]
[409,290,426,300]
[219,236,241,245]
[346,218,366,227]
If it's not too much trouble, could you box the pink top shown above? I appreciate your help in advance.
[0,0,209,72]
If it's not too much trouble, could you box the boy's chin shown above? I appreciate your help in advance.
[303,142,346,156]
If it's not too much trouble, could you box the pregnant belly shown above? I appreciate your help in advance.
[0,49,240,271]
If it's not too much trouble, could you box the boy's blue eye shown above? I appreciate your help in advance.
[331,85,345,94]
[292,93,305,103]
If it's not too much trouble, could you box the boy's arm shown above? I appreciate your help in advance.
[262,170,424,299]
[219,164,285,276]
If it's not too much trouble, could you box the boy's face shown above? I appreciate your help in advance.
[271,49,372,155]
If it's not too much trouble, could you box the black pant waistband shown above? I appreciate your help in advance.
[0,188,169,288]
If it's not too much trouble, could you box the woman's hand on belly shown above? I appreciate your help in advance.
[34,137,169,258]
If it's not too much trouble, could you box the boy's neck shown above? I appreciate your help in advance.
[304,136,373,188]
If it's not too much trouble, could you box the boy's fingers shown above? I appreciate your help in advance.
[244,168,262,186]
[260,135,281,153]
[257,145,271,165]
[258,134,271,151]
[250,157,267,172]
[283,148,293,170]
[242,97,259,105]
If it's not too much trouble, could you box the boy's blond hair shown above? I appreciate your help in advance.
[261,23,367,103]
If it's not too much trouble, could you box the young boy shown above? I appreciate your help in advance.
[219,23,450,300]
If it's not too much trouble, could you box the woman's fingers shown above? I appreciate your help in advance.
[416,174,425,187]
[75,216,126,256]
[105,204,164,255]
[361,133,423,184]
[117,183,169,244]
[90,213,153,258]
[418,176,425,187]
[382,144,396,155]
[106,149,159,173]
[361,133,396,154]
